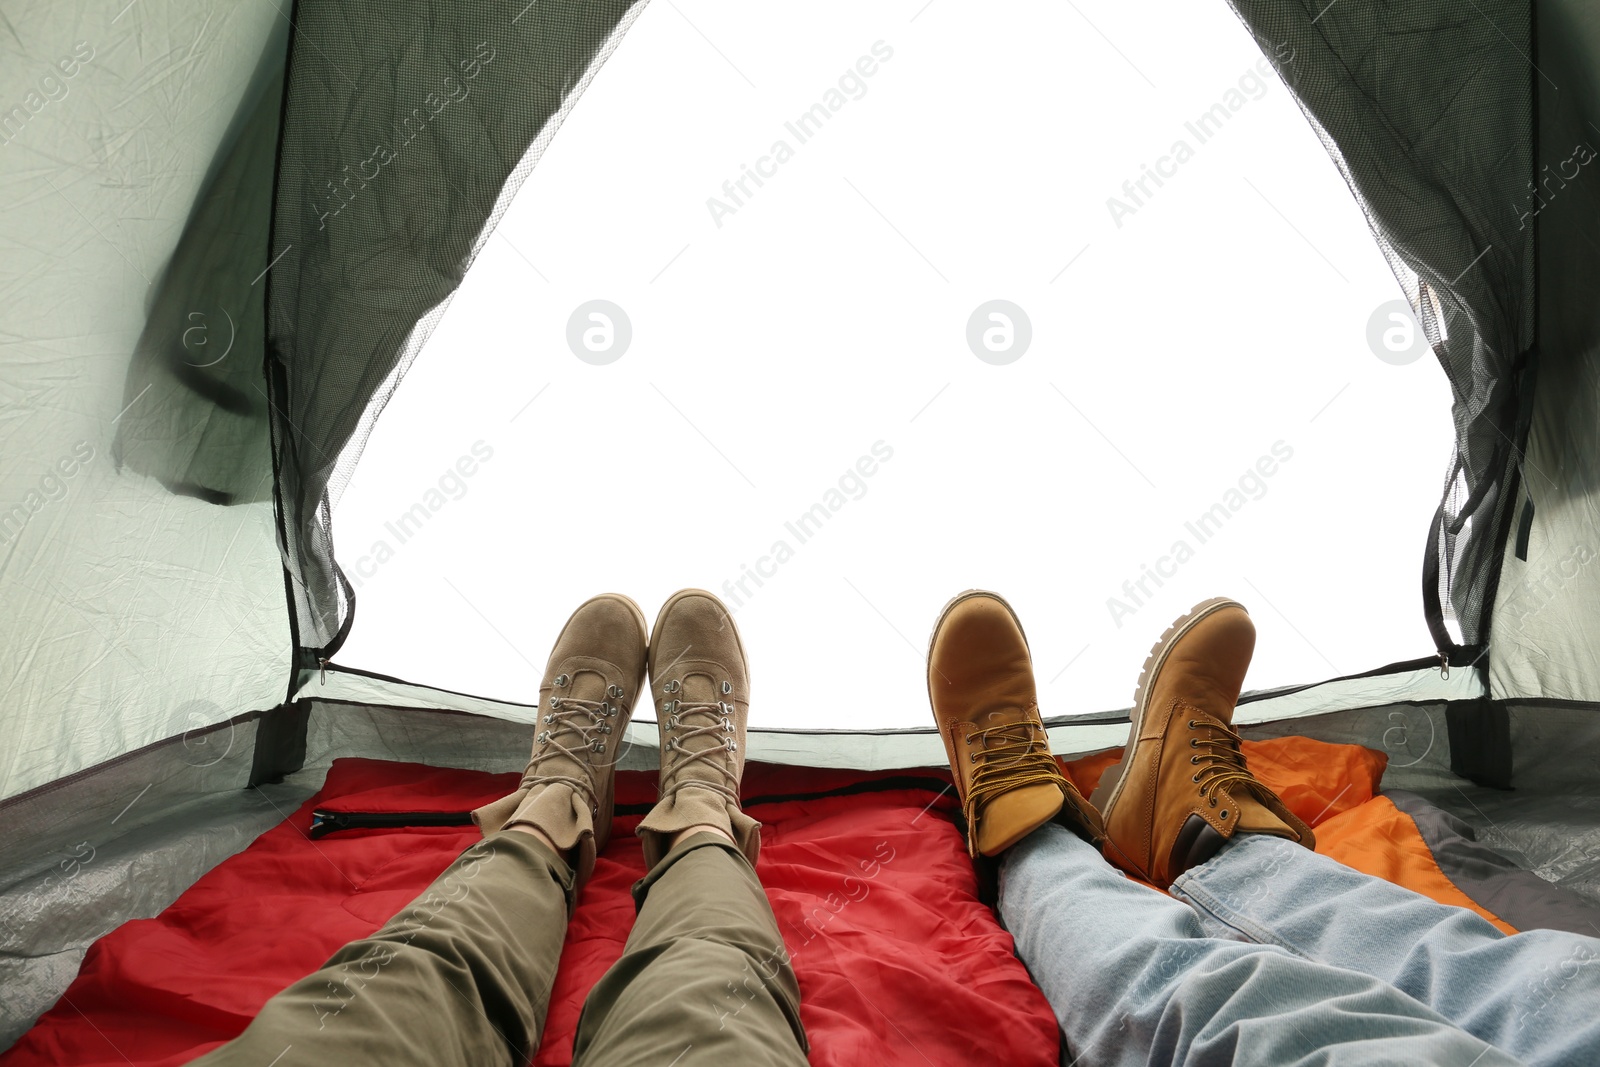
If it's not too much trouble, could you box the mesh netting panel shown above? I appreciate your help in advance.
[266,0,643,652]
[1226,0,1536,652]
[112,22,288,508]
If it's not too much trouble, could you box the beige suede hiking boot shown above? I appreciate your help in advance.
[1090,597,1313,888]
[472,593,648,889]
[927,590,1104,857]
[637,588,761,869]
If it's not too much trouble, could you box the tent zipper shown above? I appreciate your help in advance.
[305,776,956,839]
[309,809,472,839]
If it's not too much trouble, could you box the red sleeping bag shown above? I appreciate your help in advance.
[3,757,1060,1066]
[10,736,1431,1065]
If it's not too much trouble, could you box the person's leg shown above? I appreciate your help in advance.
[1173,833,1600,1067]
[571,589,807,1067]
[197,593,652,1066]
[934,592,1516,1066]
[571,828,807,1066]
[191,831,572,1067]
[1002,823,1520,1067]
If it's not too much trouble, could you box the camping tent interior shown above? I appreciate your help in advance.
[3,0,1600,1059]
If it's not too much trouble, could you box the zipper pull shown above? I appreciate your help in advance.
[319,658,328,685]
[309,809,352,838]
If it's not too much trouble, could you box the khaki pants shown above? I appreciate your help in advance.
[191,831,808,1066]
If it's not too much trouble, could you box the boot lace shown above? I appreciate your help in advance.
[963,710,1069,853]
[520,678,623,812]
[659,690,740,803]
[1186,713,1263,812]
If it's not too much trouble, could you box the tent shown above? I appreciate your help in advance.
[3,0,1598,1060]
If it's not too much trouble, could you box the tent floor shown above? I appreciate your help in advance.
[0,778,317,1048]
[1419,783,1600,908]
[6,697,1599,1050]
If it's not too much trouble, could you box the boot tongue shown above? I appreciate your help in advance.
[1229,789,1301,838]
[568,668,607,704]
[680,671,718,704]
[975,783,1063,855]
[675,671,726,758]
[537,668,607,776]
[667,670,734,791]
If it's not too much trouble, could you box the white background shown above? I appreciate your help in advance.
[334,0,1453,728]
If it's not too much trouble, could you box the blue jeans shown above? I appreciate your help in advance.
[999,824,1600,1067]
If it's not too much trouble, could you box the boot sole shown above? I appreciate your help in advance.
[1088,596,1245,822]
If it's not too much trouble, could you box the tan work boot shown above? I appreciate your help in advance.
[636,588,761,868]
[472,593,648,889]
[927,590,1104,857]
[1090,597,1313,888]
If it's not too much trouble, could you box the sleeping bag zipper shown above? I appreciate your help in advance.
[309,809,473,839]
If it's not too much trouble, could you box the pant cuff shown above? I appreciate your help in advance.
[488,828,580,913]
[629,830,749,913]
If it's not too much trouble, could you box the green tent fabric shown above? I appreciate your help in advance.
[3,0,1599,1054]
[1227,0,1536,659]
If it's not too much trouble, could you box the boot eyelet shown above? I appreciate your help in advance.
[1191,773,1200,783]
[664,680,680,694]
[1187,719,1197,729]
[1219,810,1229,819]
[1189,738,1199,748]
[554,674,570,688]
[1209,797,1218,807]
[722,680,733,694]
[608,684,624,699]
[970,753,977,763]
[1190,755,1200,764]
